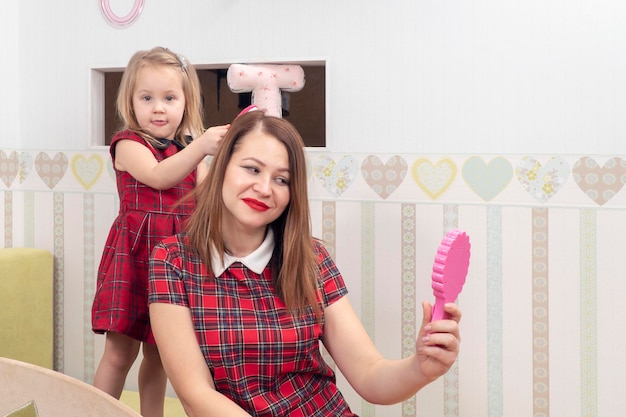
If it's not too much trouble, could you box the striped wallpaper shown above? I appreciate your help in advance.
[2,149,626,416]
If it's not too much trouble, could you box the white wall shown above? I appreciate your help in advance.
[10,0,626,154]
[1,1,20,145]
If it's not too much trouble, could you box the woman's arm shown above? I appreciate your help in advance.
[322,297,461,405]
[149,302,252,417]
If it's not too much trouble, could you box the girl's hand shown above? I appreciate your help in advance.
[415,301,461,381]
[198,124,230,155]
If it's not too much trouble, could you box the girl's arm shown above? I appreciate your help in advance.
[149,302,252,417]
[322,297,461,405]
[115,124,229,190]
[195,158,209,186]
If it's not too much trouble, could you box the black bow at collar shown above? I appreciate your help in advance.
[153,136,193,150]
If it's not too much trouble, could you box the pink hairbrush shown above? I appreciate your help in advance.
[235,104,259,119]
[430,229,470,321]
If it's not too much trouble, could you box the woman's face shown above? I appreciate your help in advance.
[221,130,291,235]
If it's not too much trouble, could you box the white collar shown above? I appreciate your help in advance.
[211,229,275,277]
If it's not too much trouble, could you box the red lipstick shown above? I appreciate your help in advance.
[243,198,269,211]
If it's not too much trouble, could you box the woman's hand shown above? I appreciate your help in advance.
[414,301,461,382]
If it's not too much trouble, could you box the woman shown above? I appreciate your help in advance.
[148,111,461,417]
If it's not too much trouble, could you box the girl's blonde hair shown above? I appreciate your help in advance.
[116,46,204,147]
[185,111,321,319]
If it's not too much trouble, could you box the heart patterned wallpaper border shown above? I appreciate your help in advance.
[2,149,626,207]
[308,153,626,206]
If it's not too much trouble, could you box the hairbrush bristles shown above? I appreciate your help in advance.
[430,229,470,321]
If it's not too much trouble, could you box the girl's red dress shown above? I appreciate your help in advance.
[91,130,196,344]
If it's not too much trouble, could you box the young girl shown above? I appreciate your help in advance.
[91,46,230,417]
[148,111,461,416]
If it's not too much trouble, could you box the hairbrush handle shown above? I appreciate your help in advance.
[431,229,470,321]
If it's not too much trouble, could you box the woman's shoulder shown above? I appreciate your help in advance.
[152,234,207,275]
[157,233,189,252]
[312,238,331,257]
[153,233,188,262]
[312,238,348,303]
[312,239,342,275]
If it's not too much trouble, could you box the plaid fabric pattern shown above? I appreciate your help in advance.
[149,235,358,416]
[92,131,196,343]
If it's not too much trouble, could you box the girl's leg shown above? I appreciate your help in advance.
[138,342,167,417]
[93,332,141,398]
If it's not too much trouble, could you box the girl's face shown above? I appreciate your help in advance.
[221,131,291,235]
[132,65,185,139]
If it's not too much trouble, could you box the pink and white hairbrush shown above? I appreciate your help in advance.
[235,104,259,119]
[430,229,470,321]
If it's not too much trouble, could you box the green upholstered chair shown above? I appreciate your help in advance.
[0,248,53,369]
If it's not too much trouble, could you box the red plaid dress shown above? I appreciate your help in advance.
[92,130,196,344]
[149,235,358,417]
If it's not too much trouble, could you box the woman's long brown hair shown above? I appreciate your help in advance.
[185,111,321,318]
